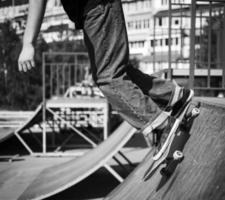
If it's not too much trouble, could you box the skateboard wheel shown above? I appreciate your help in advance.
[173,150,184,160]
[191,108,200,117]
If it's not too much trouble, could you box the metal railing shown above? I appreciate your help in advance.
[40,52,109,154]
[42,52,90,99]
[155,0,225,96]
[189,0,225,93]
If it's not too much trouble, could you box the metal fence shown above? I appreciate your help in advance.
[189,0,225,94]
[166,0,225,95]
[152,0,225,96]
[40,52,110,154]
[42,52,90,99]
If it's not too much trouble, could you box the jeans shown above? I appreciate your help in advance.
[83,0,181,129]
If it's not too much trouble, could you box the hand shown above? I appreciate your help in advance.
[18,43,35,72]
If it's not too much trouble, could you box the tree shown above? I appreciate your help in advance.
[0,20,49,110]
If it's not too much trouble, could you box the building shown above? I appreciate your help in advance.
[123,0,169,57]
[1,0,222,75]
[0,0,172,52]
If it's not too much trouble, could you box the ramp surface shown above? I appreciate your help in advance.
[0,156,72,200]
[19,121,136,200]
[105,98,225,200]
[46,97,107,108]
[0,106,42,143]
[18,105,42,133]
[0,127,18,143]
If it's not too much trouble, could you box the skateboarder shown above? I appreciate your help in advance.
[18,0,193,147]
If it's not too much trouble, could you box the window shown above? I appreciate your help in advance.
[140,41,145,47]
[174,19,179,25]
[137,1,142,10]
[165,38,169,46]
[160,39,163,46]
[158,17,162,26]
[127,18,152,30]
[127,21,134,29]
[161,0,168,5]
[135,20,141,29]
[129,41,145,48]
[151,40,154,47]
[145,0,150,8]
[144,19,150,28]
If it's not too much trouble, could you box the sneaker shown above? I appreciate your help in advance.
[171,88,194,117]
[152,89,193,157]
[143,89,193,149]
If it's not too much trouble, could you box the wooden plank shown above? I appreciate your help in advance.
[105,98,225,200]
[47,97,108,108]
[0,156,72,200]
[0,105,42,145]
[0,127,18,143]
[18,121,136,200]
[17,104,43,133]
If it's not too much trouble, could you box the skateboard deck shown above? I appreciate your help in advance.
[142,90,194,147]
[143,102,200,181]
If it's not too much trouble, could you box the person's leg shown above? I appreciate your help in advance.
[126,66,182,110]
[82,0,182,129]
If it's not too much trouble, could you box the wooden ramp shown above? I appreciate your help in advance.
[0,127,18,143]
[105,98,225,200]
[18,121,136,200]
[0,105,42,144]
[18,105,42,133]
[0,156,72,200]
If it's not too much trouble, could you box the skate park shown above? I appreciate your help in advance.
[1,0,225,200]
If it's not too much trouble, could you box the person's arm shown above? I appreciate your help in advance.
[18,0,47,72]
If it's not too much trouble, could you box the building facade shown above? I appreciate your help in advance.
[0,0,217,75]
[0,0,173,53]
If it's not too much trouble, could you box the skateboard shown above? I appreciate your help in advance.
[142,110,172,147]
[141,90,194,147]
[143,102,200,182]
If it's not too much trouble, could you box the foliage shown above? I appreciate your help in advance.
[0,20,48,110]
[194,12,224,96]
[195,14,224,69]
[48,34,87,53]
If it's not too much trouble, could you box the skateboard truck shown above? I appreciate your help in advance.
[153,105,200,161]
[159,107,200,178]
[185,107,200,121]
[160,150,184,177]
[143,103,200,181]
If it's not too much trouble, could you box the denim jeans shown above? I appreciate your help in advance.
[83,0,181,129]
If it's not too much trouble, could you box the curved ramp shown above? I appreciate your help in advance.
[105,98,225,200]
[19,121,136,200]
[0,105,42,143]
[0,127,18,143]
[17,105,42,133]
